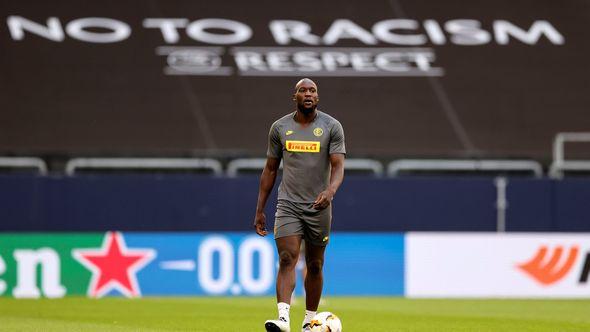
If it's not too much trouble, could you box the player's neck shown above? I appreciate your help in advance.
[293,109,318,124]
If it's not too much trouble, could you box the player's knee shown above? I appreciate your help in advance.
[278,250,297,269]
[306,258,323,276]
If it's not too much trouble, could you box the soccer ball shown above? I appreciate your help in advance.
[310,312,342,332]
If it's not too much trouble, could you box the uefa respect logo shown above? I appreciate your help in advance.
[4,16,565,77]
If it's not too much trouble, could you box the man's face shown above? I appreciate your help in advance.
[294,81,319,114]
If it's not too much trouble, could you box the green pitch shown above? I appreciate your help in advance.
[1,297,590,331]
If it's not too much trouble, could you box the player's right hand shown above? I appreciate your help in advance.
[254,212,268,236]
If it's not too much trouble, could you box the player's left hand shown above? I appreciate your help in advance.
[313,189,334,210]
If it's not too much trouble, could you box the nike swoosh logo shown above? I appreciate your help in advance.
[286,130,294,136]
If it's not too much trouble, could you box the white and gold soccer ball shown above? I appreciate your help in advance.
[310,312,342,332]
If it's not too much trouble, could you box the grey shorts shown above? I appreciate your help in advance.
[274,199,332,246]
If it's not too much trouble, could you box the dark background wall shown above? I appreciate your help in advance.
[2,174,588,232]
[1,0,589,162]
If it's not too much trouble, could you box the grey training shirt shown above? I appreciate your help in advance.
[267,111,346,203]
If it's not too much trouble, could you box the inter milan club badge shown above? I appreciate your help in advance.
[313,127,323,137]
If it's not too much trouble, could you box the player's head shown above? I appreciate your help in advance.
[293,78,319,115]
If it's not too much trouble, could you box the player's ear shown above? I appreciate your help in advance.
[292,93,296,101]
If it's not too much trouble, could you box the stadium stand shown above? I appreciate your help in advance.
[0,157,48,175]
[65,157,223,176]
[387,159,543,177]
[1,0,589,234]
[549,132,590,178]
[1,0,589,166]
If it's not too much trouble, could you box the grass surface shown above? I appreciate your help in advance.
[1,297,590,331]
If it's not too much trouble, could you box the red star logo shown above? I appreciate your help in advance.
[72,232,156,298]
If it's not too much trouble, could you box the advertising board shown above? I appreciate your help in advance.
[0,232,405,297]
[406,233,590,297]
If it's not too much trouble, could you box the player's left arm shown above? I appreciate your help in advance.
[313,153,345,210]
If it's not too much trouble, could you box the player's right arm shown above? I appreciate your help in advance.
[254,157,280,236]
[254,122,283,236]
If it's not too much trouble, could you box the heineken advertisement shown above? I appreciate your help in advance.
[0,232,405,298]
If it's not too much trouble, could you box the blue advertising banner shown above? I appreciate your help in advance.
[323,233,404,295]
[124,232,404,296]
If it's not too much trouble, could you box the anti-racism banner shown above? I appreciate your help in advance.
[0,232,405,298]
[1,0,589,160]
[406,233,590,298]
[2,16,564,77]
